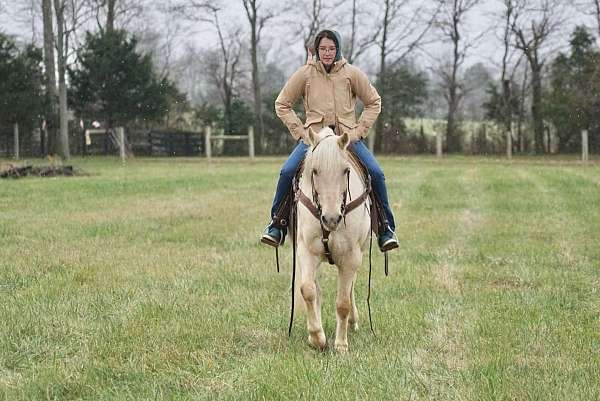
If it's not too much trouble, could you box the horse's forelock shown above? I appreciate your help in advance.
[305,132,348,174]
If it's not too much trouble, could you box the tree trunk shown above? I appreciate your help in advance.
[503,79,512,149]
[531,65,544,154]
[246,1,264,154]
[519,65,527,153]
[446,5,461,154]
[347,0,357,64]
[595,0,600,38]
[501,2,513,148]
[107,0,116,33]
[42,0,57,155]
[372,0,390,153]
[53,0,70,159]
[446,79,460,152]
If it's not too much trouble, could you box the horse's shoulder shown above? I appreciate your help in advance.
[347,150,369,185]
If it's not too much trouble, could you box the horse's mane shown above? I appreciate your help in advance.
[304,129,348,174]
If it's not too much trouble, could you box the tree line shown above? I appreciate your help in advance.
[1,0,600,158]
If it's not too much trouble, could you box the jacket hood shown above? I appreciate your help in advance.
[315,29,343,63]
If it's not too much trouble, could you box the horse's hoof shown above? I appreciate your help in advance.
[308,331,327,350]
[334,342,348,353]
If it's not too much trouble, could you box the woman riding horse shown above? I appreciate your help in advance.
[261,29,398,252]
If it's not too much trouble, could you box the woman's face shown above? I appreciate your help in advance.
[318,37,337,67]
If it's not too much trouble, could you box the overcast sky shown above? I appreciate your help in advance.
[0,1,596,83]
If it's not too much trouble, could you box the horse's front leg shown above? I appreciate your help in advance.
[349,279,359,331]
[298,243,326,350]
[335,253,361,353]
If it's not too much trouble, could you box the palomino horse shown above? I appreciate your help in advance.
[294,126,371,352]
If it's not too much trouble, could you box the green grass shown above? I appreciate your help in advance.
[1,156,599,400]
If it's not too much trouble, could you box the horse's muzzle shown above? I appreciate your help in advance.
[320,213,343,231]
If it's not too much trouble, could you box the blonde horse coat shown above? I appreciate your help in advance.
[295,127,371,352]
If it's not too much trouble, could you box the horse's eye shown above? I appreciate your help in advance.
[312,169,318,176]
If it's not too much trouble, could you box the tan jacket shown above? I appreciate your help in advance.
[275,57,381,141]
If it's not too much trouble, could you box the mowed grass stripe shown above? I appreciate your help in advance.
[404,165,486,401]
[459,164,600,401]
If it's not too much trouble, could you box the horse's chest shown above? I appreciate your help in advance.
[306,231,354,261]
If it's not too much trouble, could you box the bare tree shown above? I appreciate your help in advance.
[498,0,519,148]
[573,0,600,37]
[49,0,93,158]
[170,1,244,134]
[13,0,43,43]
[370,0,439,152]
[242,0,274,153]
[42,0,58,155]
[511,0,567,153]
[342,0,380,64]
[84,0,145,33]
[284,0,344,61]
[212,11,244,135]
[106,0,115,32]
[594,0,600,37]
[434,0,482,153]
[53,0,70,158]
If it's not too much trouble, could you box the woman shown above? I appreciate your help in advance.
[261,29,398,252]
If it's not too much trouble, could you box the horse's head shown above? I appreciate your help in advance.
[304,126,351,232]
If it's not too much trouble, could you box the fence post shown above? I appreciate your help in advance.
[116,127,126,163]
[13,123,19,160]
[205,125,212,160]
[582,129,589,164]
[436,131,442,158]
[506,126,513,160]
[248,125,255,160]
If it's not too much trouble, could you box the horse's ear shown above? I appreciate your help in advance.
[337,131,349,150]
[307,126,318,147]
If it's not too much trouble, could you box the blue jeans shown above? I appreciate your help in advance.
[270,140,396,232]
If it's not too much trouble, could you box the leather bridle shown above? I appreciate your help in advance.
[293,157,371,265]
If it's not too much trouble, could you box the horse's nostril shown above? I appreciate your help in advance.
[336,215,342,223]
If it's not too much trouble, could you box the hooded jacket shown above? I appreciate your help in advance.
[275,33,381,141]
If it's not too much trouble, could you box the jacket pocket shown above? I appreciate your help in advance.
[337,116,358,139]
[304,113,324,129]
[337,116,358,129]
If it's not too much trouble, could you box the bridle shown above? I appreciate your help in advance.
[293,141,371,265]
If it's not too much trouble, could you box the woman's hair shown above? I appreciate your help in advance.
[313,30,337,52]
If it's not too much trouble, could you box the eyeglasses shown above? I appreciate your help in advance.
[318,47,337,54]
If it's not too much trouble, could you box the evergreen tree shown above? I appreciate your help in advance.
[69,30,170,128]
[0,33,44,132]
[546,26,600,152]
[483,82,519,126]
[377,63,428,153]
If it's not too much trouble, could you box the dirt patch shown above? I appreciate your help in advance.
[0,163,86,178]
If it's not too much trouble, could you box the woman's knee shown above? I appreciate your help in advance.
[280,162,300,179]
[369,165,385,183]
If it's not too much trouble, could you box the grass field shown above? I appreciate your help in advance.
[1,155,599,400]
